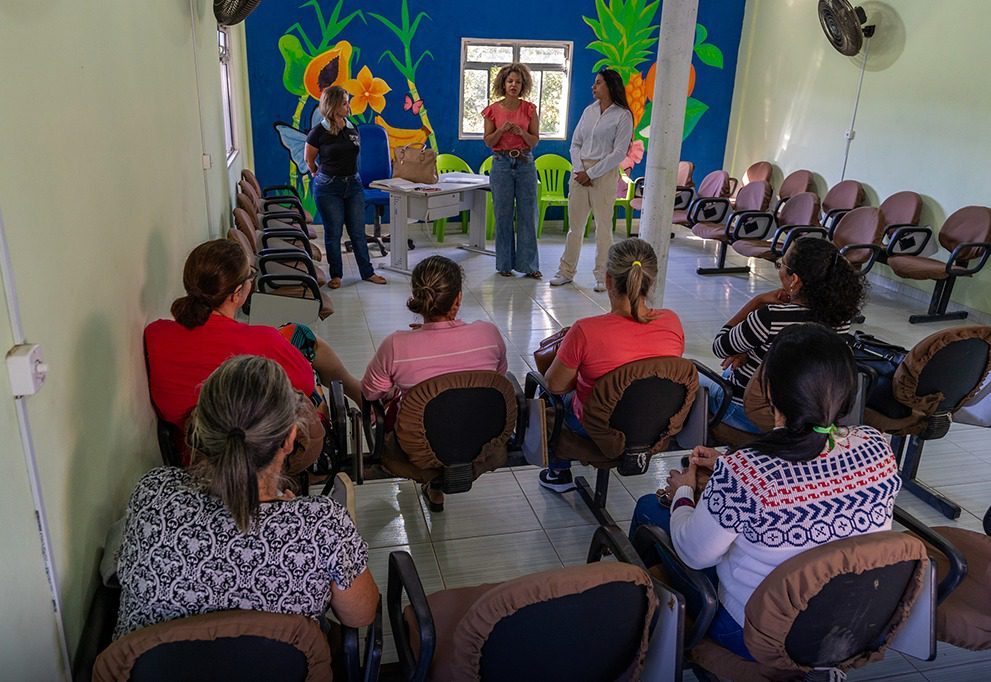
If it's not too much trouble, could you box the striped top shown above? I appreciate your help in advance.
[361,319,508,401]
[713,303,850,404]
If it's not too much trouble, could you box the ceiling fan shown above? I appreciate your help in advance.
[818,0,876,56]
[214,0,262,26]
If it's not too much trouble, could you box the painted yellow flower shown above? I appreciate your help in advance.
[343,66,392,115]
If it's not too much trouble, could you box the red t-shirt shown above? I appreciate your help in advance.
[144,314,316,430]
[482,100,536,151]
[556,310,685,422]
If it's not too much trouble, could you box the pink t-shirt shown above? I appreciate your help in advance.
[362,319,508,401]
[482,100,536,151]
[556,310,685,422]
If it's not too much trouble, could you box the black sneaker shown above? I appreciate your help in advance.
[538,468,576,493]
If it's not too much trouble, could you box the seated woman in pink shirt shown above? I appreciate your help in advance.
[362,256,508,510]
[538,238,685,493]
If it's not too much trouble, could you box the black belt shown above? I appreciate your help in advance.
[496,149,530,158]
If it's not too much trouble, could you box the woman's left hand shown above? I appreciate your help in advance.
[666,463,697,493]
[574,170,592,186]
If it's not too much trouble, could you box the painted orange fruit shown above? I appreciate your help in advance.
[303,40,353,100]
[644,62,695,100]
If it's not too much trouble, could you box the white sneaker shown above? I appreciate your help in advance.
[593,280,606,292]
[549,273,573,286]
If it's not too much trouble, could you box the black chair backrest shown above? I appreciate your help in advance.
[423,387,508,465]
[916,338,990,412]
[479,582,648,680]
[609,378,687,451]
[130,637,309,681]
[785,560,919,667]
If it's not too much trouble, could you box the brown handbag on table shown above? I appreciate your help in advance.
[393,144,438,184]
[533,326,571,374]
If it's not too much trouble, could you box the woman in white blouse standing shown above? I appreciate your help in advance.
[550,69,634,292]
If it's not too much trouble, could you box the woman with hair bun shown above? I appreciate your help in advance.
[145,239,360,464]
[115,355,379,638]
[629,324,901,661]
[538,238,685,493]
[706,237,868,433]
[361,255,508,510]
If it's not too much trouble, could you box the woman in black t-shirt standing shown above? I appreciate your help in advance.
[305,86,386,288]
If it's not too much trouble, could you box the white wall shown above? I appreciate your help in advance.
[726,0,991,315]
[0,1,250,675]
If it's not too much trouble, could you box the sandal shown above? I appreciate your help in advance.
[526,271,543,280]
[421,483,444,513]
[328,278,342,289]
[364,274,387,285]
[498,270,514,277]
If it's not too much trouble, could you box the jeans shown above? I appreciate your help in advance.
[629,494,755,661]
[311,172,375,280]
[549,391,588,472]
[698,370,761,433]
[490,153,539,274]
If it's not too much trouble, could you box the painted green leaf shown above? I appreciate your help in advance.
[695,43,724,69]
[695,23,707,46]
[684,97,709,139]
[278,34,309,96]
[637,100,652,152]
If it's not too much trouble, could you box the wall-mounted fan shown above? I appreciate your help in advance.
[818,0,876,56]
[214,0,262,26]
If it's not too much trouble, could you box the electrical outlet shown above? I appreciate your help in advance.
[6,344,48,397]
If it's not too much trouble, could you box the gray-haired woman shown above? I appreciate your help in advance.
[114,355,379,639]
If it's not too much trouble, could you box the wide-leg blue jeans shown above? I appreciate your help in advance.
[490,153,539,274]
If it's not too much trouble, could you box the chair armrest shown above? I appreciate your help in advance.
[72,583,122,682]
[631,525,719,649]
[691,361,731,427]
[822,207,852,236]
[328,380,349,473]
[261,212,308,230]
[885,226,933,257]
[262,183,302,200]
[506,372,527,450]
[261,229,315,258]
[525,371,565,451]
[256,273,322,301]
[674,186,695,210]
[341,598,383,682]
[262,194,303,212]
[770,225,827,257]
[257,249,318,280]
[727,177,739,196]
[839,242,886,274]
[388,551,434,682]
[587,524,647,568]
[947,241,991,276]
[894,506,968,604]
[688,197,730,225]
[361,398,386,464]
[632,176,645,199]
[726,210,775,242]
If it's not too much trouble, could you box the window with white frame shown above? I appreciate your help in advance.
[218,27,238,162]
[459,39,572,140]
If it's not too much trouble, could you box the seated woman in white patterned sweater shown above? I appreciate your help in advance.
[629,324,902,661]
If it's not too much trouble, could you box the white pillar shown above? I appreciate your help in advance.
[639,0,700,305]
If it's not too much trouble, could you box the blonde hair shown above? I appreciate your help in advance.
[492,63,533,99]
[319,85,349,135]
[606,238,659,324]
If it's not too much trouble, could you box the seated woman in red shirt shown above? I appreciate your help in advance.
[145,239,360,464]
[538,238,685,493]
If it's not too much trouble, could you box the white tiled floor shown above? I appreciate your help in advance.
[312,220,991,679]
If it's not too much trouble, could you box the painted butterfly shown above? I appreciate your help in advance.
[404,94,424,115]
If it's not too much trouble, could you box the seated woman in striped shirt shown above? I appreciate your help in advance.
[705,238,866,432]
[361,256,508,510]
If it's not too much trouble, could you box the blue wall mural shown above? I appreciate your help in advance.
[245,0,745,220]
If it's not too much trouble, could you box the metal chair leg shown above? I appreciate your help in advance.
[575,468,614,526]
[899,436,962,519]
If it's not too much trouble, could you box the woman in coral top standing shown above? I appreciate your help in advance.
[482,63,541,279]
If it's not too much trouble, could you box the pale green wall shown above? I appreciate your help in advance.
[0,1,249,674]
[726,0,991,315]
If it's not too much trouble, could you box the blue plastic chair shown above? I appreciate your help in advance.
[357,123,391,256]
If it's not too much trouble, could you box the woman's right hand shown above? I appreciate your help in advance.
[753,288,789,307]
[500,121,515,133]
[689,446,721,471]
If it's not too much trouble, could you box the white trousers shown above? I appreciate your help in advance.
[558,162,619,281]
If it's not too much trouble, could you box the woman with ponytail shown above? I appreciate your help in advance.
[115,356,379,638]
[538,238,684,493]
[145,240,360,465]
[361,255,507,510]
[629,324,901,661]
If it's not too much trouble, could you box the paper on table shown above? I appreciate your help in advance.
[439,172,489,183]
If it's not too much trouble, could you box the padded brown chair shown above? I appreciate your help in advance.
[879,190,923,234]
[634,524,936,682]
[388,525,659,682]
[526,357,706,526]
[728,160,773,204]
[884,205,991,323]
[239,177,319,240]
[820,179,866,234]
[630,160,697,214]
[772,169,816,219]
[673,170,730,226]
[364,371,523,494]
[694,180,774,275]
[233,201,326,266]
[242,168,317,224]
[861,326,991,518]
[833,206,886,274]
[731,191,821,262]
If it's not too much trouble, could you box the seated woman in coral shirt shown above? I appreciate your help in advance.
[538,238,685,493]
[362,255,508,510]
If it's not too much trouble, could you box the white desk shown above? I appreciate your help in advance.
[369,173,492,274]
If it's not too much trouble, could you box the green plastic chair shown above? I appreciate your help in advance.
[433,153,472,242]
[613,169,637,237]
[478,155,496,240]
[535,154,572,237]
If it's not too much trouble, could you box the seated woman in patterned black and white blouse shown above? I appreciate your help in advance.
[113,355,378,639]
